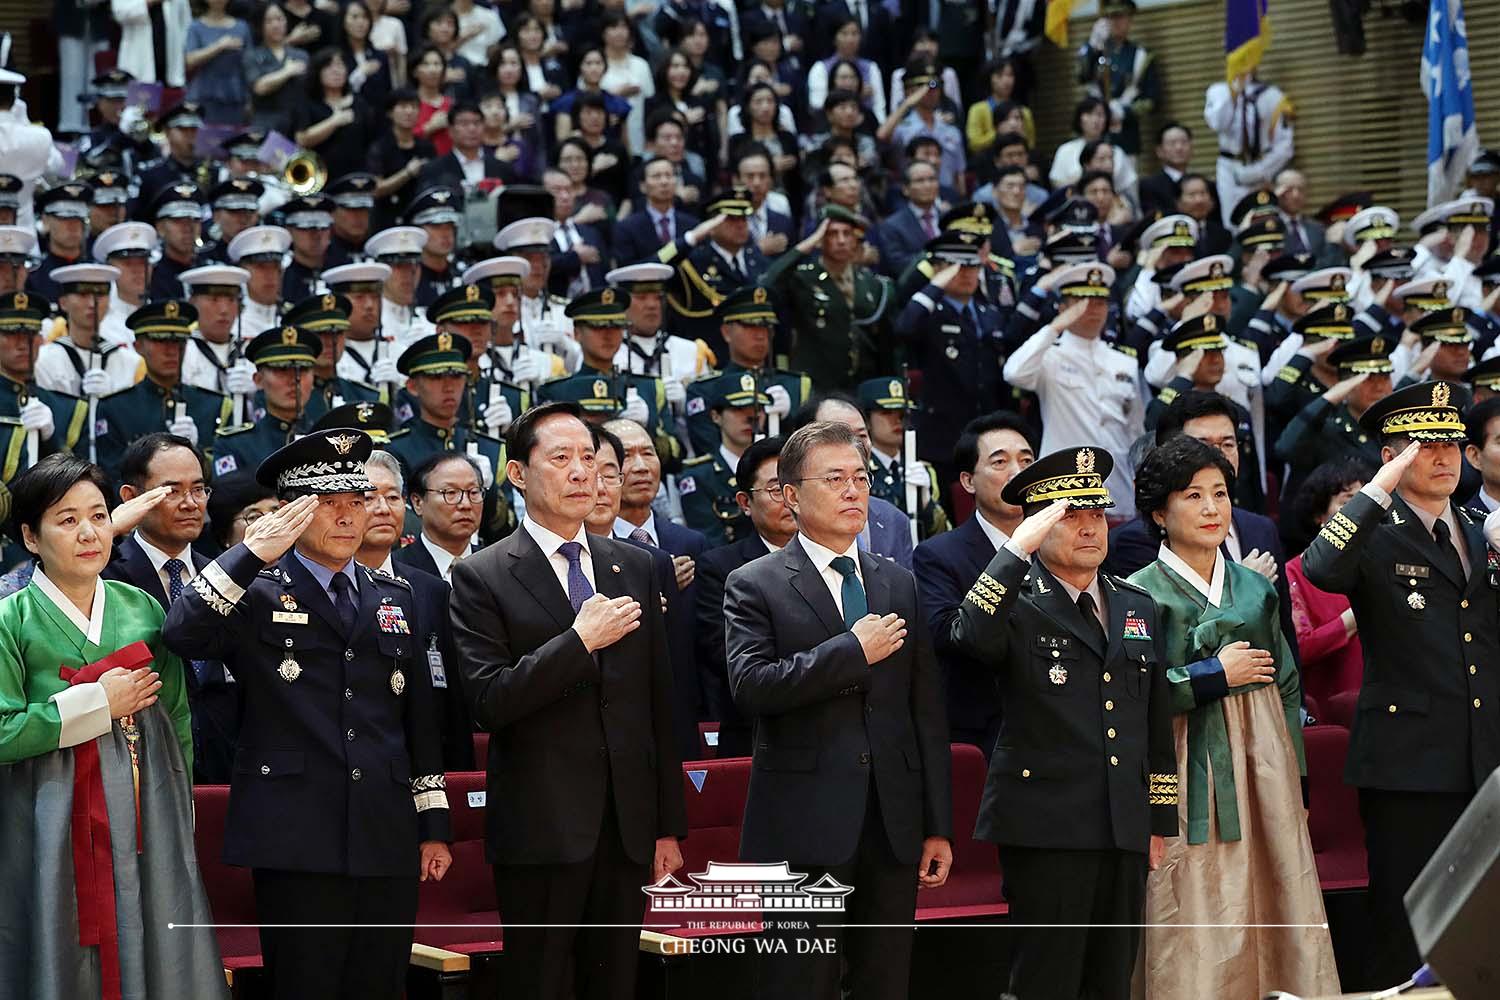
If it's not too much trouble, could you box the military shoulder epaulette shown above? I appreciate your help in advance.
[796,259,819,272]
[683,453,714,466]
[1110,342,1138,358]
[547,294,571,306]
[388,427,411,440]
[687,369,722,385]
[1457,505,1477,524]
[1275,365,1301,384]
[1108,575,1153,597]
[258,565,290,581]
[367,565,412,590]
[215,422,255,437]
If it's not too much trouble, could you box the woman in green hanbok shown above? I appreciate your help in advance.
[1128,436,1338,999]
[0,455,228,1000]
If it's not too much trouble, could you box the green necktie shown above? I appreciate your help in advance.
[829,555,868,629]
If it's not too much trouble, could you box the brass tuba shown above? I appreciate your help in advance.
[283,151,328,197]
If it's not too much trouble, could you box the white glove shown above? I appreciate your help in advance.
[1088,16,1111,49]
[1485,508,1500,554]
[482,395,514,433]
[470,451,494,489]
[621,387,649,425]
[370,357,402,385]
[764,383,792,418]
[19,397,54,438]
[169,414,200,446]
[81,368,112,397]
[559,338,584,373]
[663,375,686,407]
[904,462,931,491]
[225,359,257,396]
[509,352,542,385]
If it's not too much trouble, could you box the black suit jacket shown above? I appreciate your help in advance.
[912,515,1001,739]
[393,537,441,580]
[1104,507,1302,669]
[877,204,937,280]
[418,150,516,194]
[549,220,609,296]
[450,528,688,865]
[618,531,702,762]
[390,559,475,772]
[613,207,700,266]
[694,533,774,757]
[724,537,951,866]
[952,549,1178,852]
[1138,170,1182,219]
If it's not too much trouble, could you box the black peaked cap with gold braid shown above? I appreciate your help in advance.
[1358,380,1469,442]
[1001,446,1116,514]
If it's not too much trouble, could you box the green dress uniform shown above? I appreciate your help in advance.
[0,377,87,462]
[677,450,748,547]
[0,293,89,476]
[276,293,381,429]
[763,207,894,391]
[211,325,326,478]
[1300,380,1500,985]
[1274,333,1392,502]
[684,362,811,455]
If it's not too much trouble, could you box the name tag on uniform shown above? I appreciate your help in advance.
[427,646,448,689]
[376,604,411,634]
[940,324,962,334]
[1395,563,1430,579]
[272,611,309,624]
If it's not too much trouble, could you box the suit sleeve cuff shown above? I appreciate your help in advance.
[51,683,113,749]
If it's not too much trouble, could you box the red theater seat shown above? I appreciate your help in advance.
[193,785,262,976]
[1304,725,1367,891]
[472,731,490,764]
[1325,690,1359,731]
[413,771,504,955]
[1303,694,1322,723]
[916,744,1006,921]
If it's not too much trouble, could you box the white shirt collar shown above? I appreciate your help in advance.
[870,447,896,470]
[718,444,741,472]
[797,532,861,579]
[133,532,194,578]
[1480,487,1500,513]
[972,511,1011,553]
[523,516,591,559]
[1052,571,1105,619]
[711,242,745,272]
[1164,165,1184,182]
[1157,542,1226,607]
[762,534,783,553]
[615,510,657,545]
[420,532,461,580]
[33,568,108,646]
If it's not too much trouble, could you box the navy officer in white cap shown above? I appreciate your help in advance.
[179,264,255,397]
[463,254,567,388]
[494,215,581,369]
[229,224,294,333]
[163,427,451,1000]
[94,221,160,348]
[34,262,144,400]
[367,225,435,352]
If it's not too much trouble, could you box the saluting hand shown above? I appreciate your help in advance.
[1009,498,1070,555]
[1370,440,1421,496]
[851,612,905,665]
[1322,372,1369,406]
[110,484,174,537]
[573,594,642,652]
[243,494,321,562]
[1051,297,1091,335]
[930,263,962,291]
[1260,280,1289,315]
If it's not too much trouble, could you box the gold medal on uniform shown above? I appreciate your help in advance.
[1407,591,1426,610]
[390,668,406,696]
[279,654,302,682]
[1049,662,1068,685]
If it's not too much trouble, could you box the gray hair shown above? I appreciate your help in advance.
[779,420,867,486]
[366,450,405,493]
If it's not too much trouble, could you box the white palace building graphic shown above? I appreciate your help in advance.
[644,862,855,912]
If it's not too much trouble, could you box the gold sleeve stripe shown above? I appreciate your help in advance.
[1149,772,1179,805]
[1276,365,1301,384]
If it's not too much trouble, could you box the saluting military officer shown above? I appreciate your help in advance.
[951,446,1177,1000]
[1301,381,1500,987]
[678,370,768,545]
[282,292,382,426]
[657,187,770,360]
[161,429,451,1000]
[1400,306,1477,387]
[212,326,322,478]
[896,202,1017,317]
[228,225,293,334]
[420,283,528,436]
[1273,332,1391,503]
[0,291,87,470]
[764,203,894,391]
[95,299,234,482]
[682,285,809,454]
[857,376,948,539]
[462,255,568,390]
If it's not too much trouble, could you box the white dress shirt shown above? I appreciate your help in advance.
[134,533,197,597]
[796,533,864,619]
[420,533,463,582]
[524,517,596,602]
[1476,487,1500,514]
[972,511,1011,554]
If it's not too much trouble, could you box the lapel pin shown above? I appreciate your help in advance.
[612,564,621,573]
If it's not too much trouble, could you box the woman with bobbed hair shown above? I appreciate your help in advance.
[1128,435,1338,999]
[0,454,227,998]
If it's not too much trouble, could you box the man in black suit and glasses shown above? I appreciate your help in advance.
[450,400,688,1000]
[724,419,952,1000]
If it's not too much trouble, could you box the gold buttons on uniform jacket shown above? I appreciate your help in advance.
[1021,768,1031,778]
[1105,700,1114,711]
[1465,632,1473,642]
[1461,600,1469,609]
[1471,665,1478,675]
[1388,704,1398,713]
[1107,728,1117,739]
[1052,650,1060,658]
[1103,672,1112,682]
[1109,755,1119,766]
[1476,699,1483,709]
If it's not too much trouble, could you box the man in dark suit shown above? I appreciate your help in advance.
[1137,122,1196,220]
[1275,168,1329,262]
[545,167,609,297]
[724,420,951,1000]
[951,446,1178,1000]
[102,432,235,782]
[1302,381,1500,987]
[1104,391,1302,668]
[876,161,945,280]
[418,100,517,193]
[450,401,688,1000]
[392,451,483,583]
[736,146,796,258]
[695,435,797,757]
[913,413,1036,754]
[613,156,700,266]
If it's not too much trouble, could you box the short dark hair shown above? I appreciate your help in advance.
[1134,436,1237,542]
[206,470,275,550]
[993,164,1027,185]
[953,411,1037,475]
[993,130,1028,156]
[736,435,785,491]
[733,142,773,176]
[1079,168,1114,193]
[902,159,937,186]
[1156,391,1238,445]
[1157,121,1193,145]
[385,86,419,112]
[9,455,111,561]
[1466,395,1500,448]
[120,433,201,490]
[411,451,483,500]
[904,136,940,161]
[1291,457,1376,549]
[591,424,625,466]
[645,107,685,141]
[1079,139,1111,169]
[1071,96,1107,135]
[575,91,608,115]
[450,99,483,122]
[823,88,861,114]
[306,46,351,100]
[506,400,588,465]
[780,421,866,487]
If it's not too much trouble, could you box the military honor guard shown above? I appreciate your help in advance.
[229,225,294,334]
[212,327,322,478]
[858,377,947,539]
[279,195,337,303]
[327,173,379,266]
[368,226,436,354]
[1124,215,1200,322]
[423,283,527,435]
[386,331,505,500]
[463,255,568,390]
[162,428,452,1000]
[495,216,580,369]
[326,261,400,395]
[94,300,235,481]
[1301,381,1500,986]
[134,101,215,217]
[87,171,130,242]
[0,291,87,473]
[0,224,35,294]
[33,263,143,402]
[608,262,715,387]
[27,183,94,301]
[658,188,770,360]
[93,221,159,348]
[146,182,208,303]
[409,187,466,307]
[679,370,769,545]
[283,292,382,425]
[179,264,253,397]
[0,176,22,229]
[951,446,1177,1000]
[201,177,266,264]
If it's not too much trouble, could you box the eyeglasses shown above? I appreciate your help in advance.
[426,487,484,505]
[747,480,784,499]
[167,485,212,503]
[788,473,871,494]
[597,471,624,486]
[236,509,267,524]
[364,491,405,508]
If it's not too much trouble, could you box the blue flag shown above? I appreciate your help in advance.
[1225,0,1270,80]
[1422,0,1478,206]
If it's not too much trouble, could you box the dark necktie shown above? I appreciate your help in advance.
[629,527,654,546]
[921,208,937,239]
[657,213,672,244]
[1433,518,1466,583]
[558,541,595,612]
[1076,591,1108,650]
[164,557,185,603]
[330,573,358,634]
[829,555,868,629]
